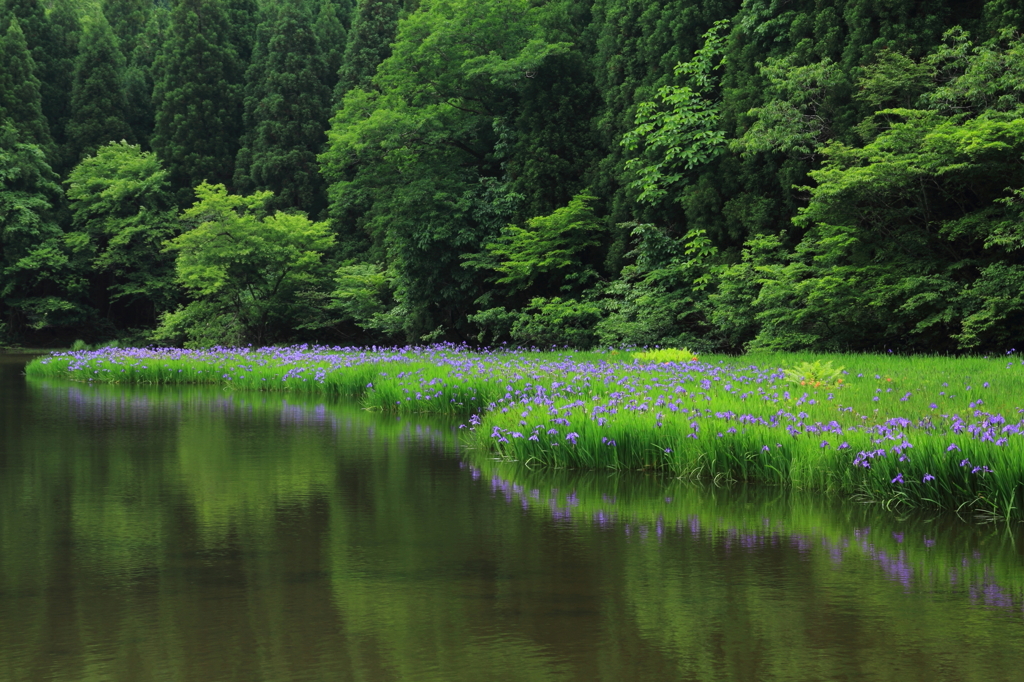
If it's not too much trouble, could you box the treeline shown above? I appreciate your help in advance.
[1,0,1022,352]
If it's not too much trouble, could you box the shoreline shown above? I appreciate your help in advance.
[25,344,1024,519]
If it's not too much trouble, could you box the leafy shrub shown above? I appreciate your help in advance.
[509,297,603,348]
[781,360,845,388]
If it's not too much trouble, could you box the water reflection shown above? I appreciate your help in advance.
[466,457,1024,612]
[2,359,1024,681]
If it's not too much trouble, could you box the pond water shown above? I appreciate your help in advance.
[2,354,1024,682]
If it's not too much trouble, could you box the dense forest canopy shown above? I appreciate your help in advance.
[1,0,1022,352]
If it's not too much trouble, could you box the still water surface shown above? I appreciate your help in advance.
[2,354,1024,681]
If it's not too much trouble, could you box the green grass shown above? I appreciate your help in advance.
[24,345,1024,518]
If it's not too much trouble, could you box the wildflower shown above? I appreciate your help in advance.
[960,459,971,467]
[761,445,770,452]
[891,473,904,484]
[922,473,935,482]
[947,443,960,452]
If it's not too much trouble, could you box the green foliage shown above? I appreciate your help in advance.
[235,0,331,213]
[103,0,150,59]
[469,296,604,348]
[781,359,845,388]
[67,12,134,161]
[734,56,851,159]
[0,122,85,336]
[326,262,405,341]
[2,0,78,171]
[314,0,349,96]
[334,0,400,98]
[509,297,604,349]
[121,4,169,148]
[43,0,82,174]
[0,17,54,155]
[151,0,244,199]
[621,19,730,206]
[597,224,719,349]
[466,192,604,304]
[320,0,574,340]
[504,50,601,219]
[64,141,178,325]
[709,27,1024,353]
[155,183,335,347]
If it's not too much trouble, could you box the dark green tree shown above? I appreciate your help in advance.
[315,0,349,95]
[0,121,85,339]
[235,0,330,213]
[2,0,79,172]
[0,17,53,154]
[225,0,258,64]
[152,0,244,199]
[45,0,81,175]
[124,5,171,148]
[67,12,134,162]
[103,0,150,59]
[334,0,400,100]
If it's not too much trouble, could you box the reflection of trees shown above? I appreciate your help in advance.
[3,370,1024,681]
[466,458,1024,681]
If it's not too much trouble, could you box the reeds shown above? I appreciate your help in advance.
[25,345,1024,518]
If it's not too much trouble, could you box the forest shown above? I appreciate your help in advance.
[1,0,1023,353]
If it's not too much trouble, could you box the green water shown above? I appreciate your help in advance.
[2,355,1024,682]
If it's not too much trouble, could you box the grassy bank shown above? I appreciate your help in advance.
[25,345,1024,518]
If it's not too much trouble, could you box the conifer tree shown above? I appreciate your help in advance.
[125,5,171,148]
[46,0,81,175]
[152,0,244,199]
[334,0,400,99]
[236,0,331,213]
[225,0,258,64]
[103,0,150,59]
[0,18,53,155]
[315,0,348,95]
[67,13,134,161]
[2,0,79,171]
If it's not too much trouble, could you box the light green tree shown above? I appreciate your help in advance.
[65,141,178,327]
[155,183,335,347]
